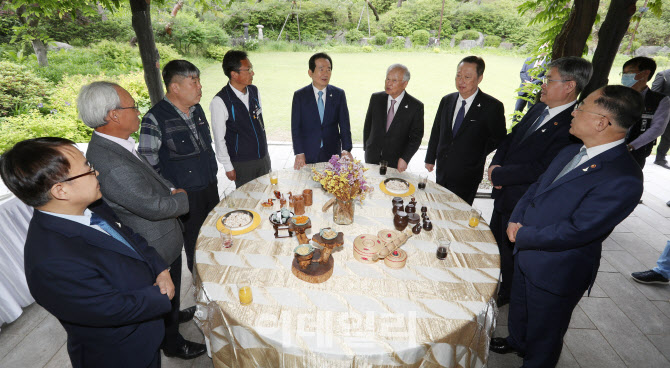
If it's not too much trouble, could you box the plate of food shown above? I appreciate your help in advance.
[383,178,410,194]
[221,210,254,231]
[290,215,310,226]
[320,227,338,240]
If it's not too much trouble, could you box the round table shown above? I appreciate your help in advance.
[194,165,500,368]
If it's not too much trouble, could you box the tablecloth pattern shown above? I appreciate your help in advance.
[194,165,500,368]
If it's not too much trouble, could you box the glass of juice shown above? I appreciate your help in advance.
[221,229,233,248]
[468,208,482,228]
[238,281,253,305]
[270,171,278,185]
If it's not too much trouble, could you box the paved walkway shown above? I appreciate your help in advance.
[1,143,669,368]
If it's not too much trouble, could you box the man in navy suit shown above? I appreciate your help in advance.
[291,52,353,169]
[0,138,173,368]
[490,86,644,367]
[363,64,424,172]
[488,56,593,305]
[425,55,507,205]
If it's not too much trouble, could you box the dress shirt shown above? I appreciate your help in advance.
[629,88,670,150]
[94,131,141,160]
[576,138,626,166]
[40,209,106,235]
[387,91,406,115]
[210,83,264,172]
[539,100,577,130]
[452,89,479,127]
[312,84,327,106]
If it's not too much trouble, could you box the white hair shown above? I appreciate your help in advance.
[77,81,121,129]
[386,64,410,82]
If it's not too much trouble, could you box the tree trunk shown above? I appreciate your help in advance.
[397,0,403,8]
[129,0,164,106]
[366,1,380,21]
[31,39,48,67]
[624,0,647,55]
[96,3,108,21]
[581,0,637,99]
[551,0,599,60]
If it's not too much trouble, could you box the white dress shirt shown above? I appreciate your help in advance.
[452,89,479,127]
[534,100,577,130]
[40,209,106,235]
[312,84,327,106]
[94,131,141,160]
[577,138,626,166]
[387,91,406,115]
[210,83,263,172]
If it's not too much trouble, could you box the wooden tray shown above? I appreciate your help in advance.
[292,249,333,283]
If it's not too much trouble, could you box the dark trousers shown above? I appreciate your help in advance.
[631,148,649,169]
[232,154,271,188]
[656,124,670,162]
[507,257,583,368]
[163,255,183,351]
[181,181,220,272]
[148,349,161,368]
[490,210,513,299]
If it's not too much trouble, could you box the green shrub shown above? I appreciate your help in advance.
[484,35,502,47]
[411,30,430,46]
[373,32,388,46]
[0,111,93,153]
[155,43,182,65]
[389,36,405,49]
[362,45,373,53]
[92,40,139,64]
[243,39,260,51]
[0,61,51,117]
[206,45,230,61]
[346,29,365,43]
[154,12,230,55]
[454,30,480,43]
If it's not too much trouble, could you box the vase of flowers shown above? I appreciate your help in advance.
[312,155,373,225]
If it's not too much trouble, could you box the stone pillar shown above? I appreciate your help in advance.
[256,25,264,40]
[242,23,250,40]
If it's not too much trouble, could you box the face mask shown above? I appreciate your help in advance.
[621,73,638,87]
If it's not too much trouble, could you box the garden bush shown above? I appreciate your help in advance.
[454,30,481,43]
[388,36,405,49]
[0,61,51,117]
[155,43,182,65]
[346,29,365,43]
[484,35,502,47]
[154,12,229,55]
[206,45,230,61]
[376,0,448,37]
[373,32,388,46]
[0,111,93,153]
[411,30,430,47]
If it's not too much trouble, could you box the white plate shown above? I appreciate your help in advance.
[383,178,410,194]
[221,210,254,231]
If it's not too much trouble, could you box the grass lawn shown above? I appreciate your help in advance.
[198,51,624,144]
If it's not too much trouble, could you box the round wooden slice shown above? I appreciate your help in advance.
[292,249,334,283]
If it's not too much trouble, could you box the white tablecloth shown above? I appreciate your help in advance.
[0,194,34,328]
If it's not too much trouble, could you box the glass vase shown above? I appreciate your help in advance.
[333,198,354,225]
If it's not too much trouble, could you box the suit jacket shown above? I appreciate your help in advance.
[291,84,353,163]
[24,202,172,368]
[363,91,424,167]
[490,102,579,214]
[86,133,189,264]
[652,69,670,96]
[510,143,643,296]
[425,90,506,200]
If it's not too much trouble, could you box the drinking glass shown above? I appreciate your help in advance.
[468,208,482,228]
[418,174,428,190]
[221,229,233,249]
[238,281,253,305]
[436,237,451,260]
[270,171,278,185]
[379,160,388,175]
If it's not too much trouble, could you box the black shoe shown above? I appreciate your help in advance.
[163,340,207,360]
[667,200,670,208]
[178,306,196,324]
[490,337,518,355]
[654,160,670,169]
[631,270,669,284]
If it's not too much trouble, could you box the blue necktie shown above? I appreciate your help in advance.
[522,108,550,141]
[553,147,588,183]
[90,213,138,255]
[452,100,466,137]
[318,91,324,147]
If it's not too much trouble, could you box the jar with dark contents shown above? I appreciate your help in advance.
[405,203,416,213]
[392,202,404,215]
[412,222,422,234]
[423,219,433,231]
[393,211,409,231]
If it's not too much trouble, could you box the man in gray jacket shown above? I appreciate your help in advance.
[652,68,670,168]
[78,81,206,360]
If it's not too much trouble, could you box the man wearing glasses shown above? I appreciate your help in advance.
[0,137,174,367]
[210,50,271,188]
[487,56,592,306]
[620,56,670,169]
[81,81,206,360]
[490,85,644,367]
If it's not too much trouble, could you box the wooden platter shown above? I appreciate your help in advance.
[291,249,334,283]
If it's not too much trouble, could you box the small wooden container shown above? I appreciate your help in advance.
[353,234,384,263]
[384,249,407,269]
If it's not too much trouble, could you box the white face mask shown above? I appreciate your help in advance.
[621,73,638,87]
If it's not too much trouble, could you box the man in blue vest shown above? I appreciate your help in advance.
[139,60,219,276]
[210,50,271,187]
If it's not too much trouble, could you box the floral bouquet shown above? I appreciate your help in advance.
[312,155,373,224]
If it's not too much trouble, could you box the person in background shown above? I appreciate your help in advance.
[651,67,670,168]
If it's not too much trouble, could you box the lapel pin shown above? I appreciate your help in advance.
[554,122,558,125]
[405,105,408,108]
[329,94,332,97]
[591,164,596,168]
[541,129,546,133]
[582,167,589,172]
[477,103,481,107]
[116,222,122,228]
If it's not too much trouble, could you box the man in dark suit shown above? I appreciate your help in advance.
[425,55,507,205]
[0,137,173,368]
[513,55,547,117]
[79,82,206,360]
[490,86,644,367]
[363,64,424,172]
[488,56,593,305]
[292,52,353,169]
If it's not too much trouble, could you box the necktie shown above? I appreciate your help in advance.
[386,99,396,132]
[553,147,588,183]
[90,213,138,254]
[318,91,325,148]
[452,100,466,137]
[522,108,550,141]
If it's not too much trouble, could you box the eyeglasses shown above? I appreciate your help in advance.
[619,70,641,76]
[116,102,140,111]
[542,77,572,84]
[575,102,612,125]
[235,67,254,73]
[60,162,96,183]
